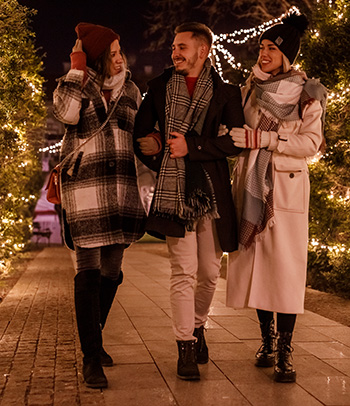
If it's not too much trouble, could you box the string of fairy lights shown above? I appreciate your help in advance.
[2,2,350,262]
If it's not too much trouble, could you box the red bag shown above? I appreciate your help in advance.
[45,165,61,204]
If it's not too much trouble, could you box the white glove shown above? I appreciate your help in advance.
[229,124,270,149]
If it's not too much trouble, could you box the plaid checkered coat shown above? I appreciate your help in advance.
[53,68,146,249]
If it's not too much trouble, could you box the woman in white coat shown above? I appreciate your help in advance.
[226,12,327,383]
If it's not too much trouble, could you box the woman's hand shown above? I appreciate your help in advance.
[72,39,83,53]
[230,125,270,149]
[137,137,160,156]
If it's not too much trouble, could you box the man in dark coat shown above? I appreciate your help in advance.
[133,22,244,380]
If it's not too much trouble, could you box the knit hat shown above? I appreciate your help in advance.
[75,23,120,64]
[259,12,308,64]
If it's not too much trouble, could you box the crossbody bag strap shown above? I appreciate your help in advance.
[59,86,124,168]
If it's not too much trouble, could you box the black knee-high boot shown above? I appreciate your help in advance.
[74,269,107,388]
[99,271,123,366]
[255,309,275,367]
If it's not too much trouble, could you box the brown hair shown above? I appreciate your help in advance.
[92,47,127,88]
[174,22,213,49]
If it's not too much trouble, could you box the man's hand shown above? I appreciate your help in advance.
[136,137,160,156]
[167,132,188,158]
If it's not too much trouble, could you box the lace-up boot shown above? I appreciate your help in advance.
[255,319,275,367]
[176,340,200,380]
[274,331,296,383]
[193,325,209,364]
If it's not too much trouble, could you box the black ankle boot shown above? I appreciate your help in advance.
[75,270,108,388]
[274,331,296,383]
[83,356,108,389]
[255,319,275,367]
[99,271,123,367]
[177,340,200,380]
[193,325,209,364]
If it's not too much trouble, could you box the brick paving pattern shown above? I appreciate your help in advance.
[1,243,350,405]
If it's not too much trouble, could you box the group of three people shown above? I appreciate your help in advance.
[53,12,326,389]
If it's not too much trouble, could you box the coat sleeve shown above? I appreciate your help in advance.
[266,100,324,157]
[186,85,245,161]
[53,69,85,125]
[133,88,164,172]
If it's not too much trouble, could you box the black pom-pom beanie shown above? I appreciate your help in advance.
[259,12,309,64]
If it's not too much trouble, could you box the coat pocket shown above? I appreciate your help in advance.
[274,162,306,213]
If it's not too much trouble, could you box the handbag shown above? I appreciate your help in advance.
[45,165,61,204]
[45,88,123,204]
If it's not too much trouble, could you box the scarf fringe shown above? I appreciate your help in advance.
[238,217,276,252]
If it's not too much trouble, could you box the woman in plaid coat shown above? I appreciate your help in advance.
[53,23,145,389]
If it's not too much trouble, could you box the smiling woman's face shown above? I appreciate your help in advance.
[258,39,283,76]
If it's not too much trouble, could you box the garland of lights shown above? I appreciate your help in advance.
[2,3,345,265]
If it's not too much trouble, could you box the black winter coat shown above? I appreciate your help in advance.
[133,66,244,252]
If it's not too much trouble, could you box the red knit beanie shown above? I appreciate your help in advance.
[75,23,120,63]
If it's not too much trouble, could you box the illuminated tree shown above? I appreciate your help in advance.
[300,0,350,297]
[0,0,45,273]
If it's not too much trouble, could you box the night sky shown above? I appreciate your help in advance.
[17,0,167,95]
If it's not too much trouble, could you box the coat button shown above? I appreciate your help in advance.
[109,161,115,167]
[289,173,295,178]
[197,145,202,150]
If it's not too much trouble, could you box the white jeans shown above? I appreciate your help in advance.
[166,219,223,341]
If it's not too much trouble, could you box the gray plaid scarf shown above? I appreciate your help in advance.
[239,68,306,249]
[152,59,218,230]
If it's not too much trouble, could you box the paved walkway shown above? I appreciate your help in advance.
[1,243,350,406]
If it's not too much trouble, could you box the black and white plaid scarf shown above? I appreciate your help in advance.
[239,67,307,250]
[152,59,218,230]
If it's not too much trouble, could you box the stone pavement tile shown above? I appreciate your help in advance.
[297,376,350,405]
[144,340,177,362]
[205,327,241,343]
[310,325,350,346]
[293,354,347,378]
[166,379,251,406]
[136,325,174,341]
[129,315,173,328]
[298,311,342,327]
[104,387,177,406]
[213,359,272,384]
[209,342,256,361]
[103,364,176,405]
[208,306,245,316]
[234,382,324,406]
[324,359,350,376]
[210,315,260,340]
[103,343,154,364]
[293,326,335,342]
[297,341,350,359]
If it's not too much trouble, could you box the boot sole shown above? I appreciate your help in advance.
[176,374,200,381]
[274,371,296,383]
[255,358,274,368]
[84,380,108,389]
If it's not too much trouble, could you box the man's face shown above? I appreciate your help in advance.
[171,31,204,77]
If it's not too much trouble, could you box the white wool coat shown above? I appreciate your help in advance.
[226,85,324,314]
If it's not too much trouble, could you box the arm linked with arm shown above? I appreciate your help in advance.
[133,89,163,171]
[186,85,244,161]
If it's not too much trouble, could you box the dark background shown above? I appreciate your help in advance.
[18,0,169,97]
